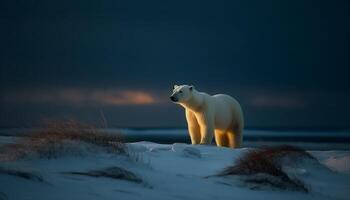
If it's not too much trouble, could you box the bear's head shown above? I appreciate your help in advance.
[170,84,194,103]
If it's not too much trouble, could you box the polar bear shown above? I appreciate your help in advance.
[170,84,244,148]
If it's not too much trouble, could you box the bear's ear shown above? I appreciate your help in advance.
[189,85,194,91]
[174,85,179,89]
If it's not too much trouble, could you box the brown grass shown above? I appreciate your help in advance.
[217,145,315,192]
[0,120,126,161]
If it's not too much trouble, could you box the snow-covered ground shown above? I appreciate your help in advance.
[1,141,350,200]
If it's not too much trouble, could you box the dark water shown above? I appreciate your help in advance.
[1,128,350,150]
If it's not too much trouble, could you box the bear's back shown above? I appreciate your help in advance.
[212,94,238,106]
[211,94,243,120]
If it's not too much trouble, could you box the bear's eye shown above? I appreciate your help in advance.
[179,90,183,93]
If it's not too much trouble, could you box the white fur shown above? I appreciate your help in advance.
[170,85,244,148]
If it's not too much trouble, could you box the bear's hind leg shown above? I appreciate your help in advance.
[227,130,242,148]
[214,130,228,147]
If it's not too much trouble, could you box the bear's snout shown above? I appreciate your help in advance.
[170,96,178,102]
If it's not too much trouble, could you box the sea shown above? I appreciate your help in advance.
[1,128,350,150]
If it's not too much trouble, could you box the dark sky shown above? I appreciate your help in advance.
[0,0,349,129]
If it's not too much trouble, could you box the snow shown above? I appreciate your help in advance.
[310,151,350,174]
[1,141,350,200]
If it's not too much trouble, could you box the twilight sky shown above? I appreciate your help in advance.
[0,0,349,128]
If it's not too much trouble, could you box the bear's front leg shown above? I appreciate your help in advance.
[197,114,214,145]
[186,110,201,144]
[199,124,214,144]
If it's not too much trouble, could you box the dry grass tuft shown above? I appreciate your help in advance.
[217,145,315,192]
[0,120,126,161]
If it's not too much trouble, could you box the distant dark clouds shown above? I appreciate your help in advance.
[0,0,349,128]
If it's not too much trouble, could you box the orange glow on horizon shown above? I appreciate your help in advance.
[96,91,156,105]
[1,88,159,106]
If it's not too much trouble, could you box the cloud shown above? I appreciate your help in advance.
[0,88,158,106]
